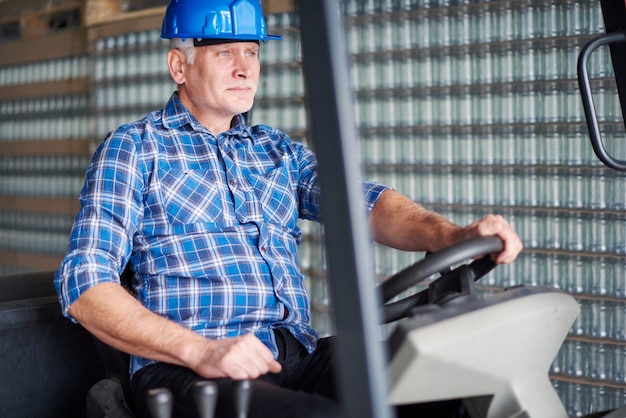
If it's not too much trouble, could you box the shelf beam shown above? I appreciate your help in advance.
[0,27,88,66]
[0,249,62,271]
[0,139,92,156]
[0,77,90,100]
[0,196,80,215]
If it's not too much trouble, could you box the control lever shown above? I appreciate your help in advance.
[234,380,252,418]
[146,387,173,418]
[193,380,219,418]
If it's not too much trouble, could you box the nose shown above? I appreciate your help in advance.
[233,54,254,79]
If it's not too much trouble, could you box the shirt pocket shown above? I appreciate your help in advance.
[245,164,297,226]
[158,168,223,226]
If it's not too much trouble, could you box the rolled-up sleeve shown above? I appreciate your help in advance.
[54,130,143,321]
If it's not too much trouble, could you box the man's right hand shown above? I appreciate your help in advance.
[194,334,282,380]
[69,283,282,381]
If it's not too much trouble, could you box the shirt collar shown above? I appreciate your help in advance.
[229,114,255,143]
[162,92,255,143]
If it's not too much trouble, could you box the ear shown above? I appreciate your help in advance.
[167,49,186,85]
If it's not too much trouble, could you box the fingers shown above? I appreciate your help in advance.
[220,334,281,380]
[198,334,282,380]
[268,359,283,374]
[233,334,282,379]
[471,214,524,264]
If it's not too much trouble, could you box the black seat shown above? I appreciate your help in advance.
[93,264,134,398]
[86,263,137,418]
[0,271,105,418]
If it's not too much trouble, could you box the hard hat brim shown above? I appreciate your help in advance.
[169,34,281,48]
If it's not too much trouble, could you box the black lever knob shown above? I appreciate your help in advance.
[193,380,219,418]
[146,387,173,418]
[234,380,252,418]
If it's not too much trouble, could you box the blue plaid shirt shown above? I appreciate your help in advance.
[55,93,389,375]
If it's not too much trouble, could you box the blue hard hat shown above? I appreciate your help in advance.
[161,0,281,42]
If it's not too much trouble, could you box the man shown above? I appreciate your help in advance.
[55,0,523,417]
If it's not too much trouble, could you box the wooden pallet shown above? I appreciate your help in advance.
[84,0,294,28]
[263,0,295,14]
[0,0,83,42]
[85,0,166,26]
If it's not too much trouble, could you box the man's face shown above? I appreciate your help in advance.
[179,41,260,122]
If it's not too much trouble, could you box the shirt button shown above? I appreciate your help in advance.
[261,246,267,253]
[229,179,236,186]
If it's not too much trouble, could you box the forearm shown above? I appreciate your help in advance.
[68,282,207,370]
[368,189,462,253]
[369,189,524,263]
[68,282,282,379]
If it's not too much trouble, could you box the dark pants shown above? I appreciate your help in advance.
[131,328,467,418]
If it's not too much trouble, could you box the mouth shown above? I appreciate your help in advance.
[227,87,256,100]
[228,86,252,93]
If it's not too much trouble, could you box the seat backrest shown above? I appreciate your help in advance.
[0,272,105,417]
[0,271,56,303]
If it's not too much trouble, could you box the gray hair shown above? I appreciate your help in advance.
[170,39,196,65]
[177,46,196,65]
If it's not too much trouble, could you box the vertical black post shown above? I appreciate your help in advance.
[600,0,626,132]
[295,2,394,418]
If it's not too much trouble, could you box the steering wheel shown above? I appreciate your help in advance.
[379,236,504,323]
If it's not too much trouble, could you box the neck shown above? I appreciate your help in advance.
[177,91,236,136]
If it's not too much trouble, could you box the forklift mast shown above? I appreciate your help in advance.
[295,2,626,418]
[296,2,394,418]
[578,0,626,170]
[600,0,626,133]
